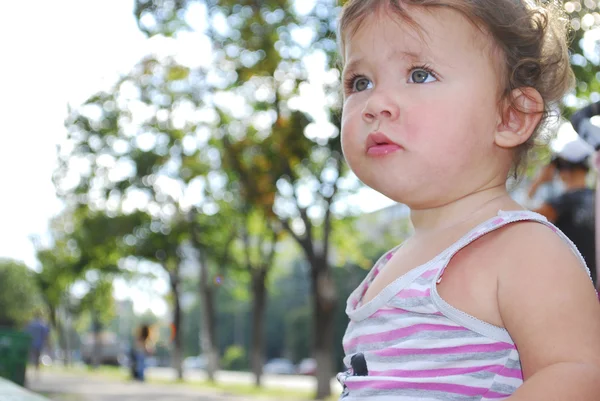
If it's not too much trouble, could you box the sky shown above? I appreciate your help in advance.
[1,1,148,267]
[1,1,596,317]
[1,1,170,314]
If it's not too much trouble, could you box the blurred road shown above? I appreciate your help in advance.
[27,369,342,401]
[146,367,341,392]
[28,371,256,401]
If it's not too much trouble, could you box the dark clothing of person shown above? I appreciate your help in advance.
[571,100,600,128]
[549,188,596,285]
[571,100,600,151]
[130,345,146,381]
[25,318,50,368]
[25,319,49,352]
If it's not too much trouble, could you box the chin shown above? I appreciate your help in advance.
[364,181,415,205]
[370,183,449,210]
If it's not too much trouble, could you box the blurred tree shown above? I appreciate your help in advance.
[231,209,280,387]
[34,204,143,364]
[55,51,229,379]
[0,259,43,329]
[198,142,283,387]
[131,2,360,397]
[77,277,116,368]
[34,240,78,353]
[563,0,600,109]
[190,207,237,381]
[127,211,190,379]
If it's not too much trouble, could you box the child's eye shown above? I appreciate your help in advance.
[408,68,437,84]
[345,75,373,93]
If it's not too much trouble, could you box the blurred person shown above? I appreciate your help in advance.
[130,324,154,381]
[570,100,600,151]
[571,100,600,285]
[527,137,596,286]
[25,311,50,376]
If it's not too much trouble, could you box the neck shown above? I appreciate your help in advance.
[409,184,516,235]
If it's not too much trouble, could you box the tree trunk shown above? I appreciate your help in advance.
[54,307,69,366]
[91,317,102,369]
[251,269,267,387]
[47,306,59,362]
[63,308,72,367]
[170,274,184,380]
[199,252,219,382]
[312,262,337,400]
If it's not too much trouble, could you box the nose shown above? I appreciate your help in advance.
[362,89,400,123]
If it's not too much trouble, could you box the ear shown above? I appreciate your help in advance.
[495,87,544,149]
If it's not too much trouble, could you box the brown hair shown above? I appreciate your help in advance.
[138,324,152,343]
[337,0,575,176]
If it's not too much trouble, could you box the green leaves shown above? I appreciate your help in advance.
[77,277,116,328]
[0,259,43,328]
[167,65,191,81]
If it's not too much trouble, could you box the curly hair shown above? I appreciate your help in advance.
[338,0,575,177]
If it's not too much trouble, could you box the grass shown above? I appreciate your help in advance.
[153,378,317,400]
[42,365,339,401]
[38,393,83,401]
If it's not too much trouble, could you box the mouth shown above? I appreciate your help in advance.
[366,132,403,156]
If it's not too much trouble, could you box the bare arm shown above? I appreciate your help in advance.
[498,224,600,400]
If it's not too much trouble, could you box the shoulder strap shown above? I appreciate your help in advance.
[437,210,591,282]
[428,210,593,344]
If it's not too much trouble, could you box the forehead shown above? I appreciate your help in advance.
[343,6,493,69]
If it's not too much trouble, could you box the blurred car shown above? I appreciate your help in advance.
[263,358,295,375]
[80,331,128,366]
[297,358,317,375]
[183,355,207,370]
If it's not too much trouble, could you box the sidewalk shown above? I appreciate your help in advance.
[0,377,49,401]
[27,371,260,401]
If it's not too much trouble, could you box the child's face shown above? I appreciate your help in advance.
[340,6,509,208]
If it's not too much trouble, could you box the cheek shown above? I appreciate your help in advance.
[400,100,464,144]
[402,101,490,172]
[340,112,357,163]
[403,91,495,146]
[341,103,362,144]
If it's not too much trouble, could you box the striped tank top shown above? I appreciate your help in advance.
[338,210,591,400]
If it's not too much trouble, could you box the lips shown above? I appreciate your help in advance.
[366,132,403,156]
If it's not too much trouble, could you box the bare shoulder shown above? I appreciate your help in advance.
[492,220,590,277]
[491,220,600,379]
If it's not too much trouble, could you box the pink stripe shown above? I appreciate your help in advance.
[347,379,508,397]
[396,288,431,298]
[498,367,523,379]
[345,324,466,349]
[370,364,515,378]
[374,341,514,357]
[421,268,438,279]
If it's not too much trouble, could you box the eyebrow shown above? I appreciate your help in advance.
[343,50,428,75]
